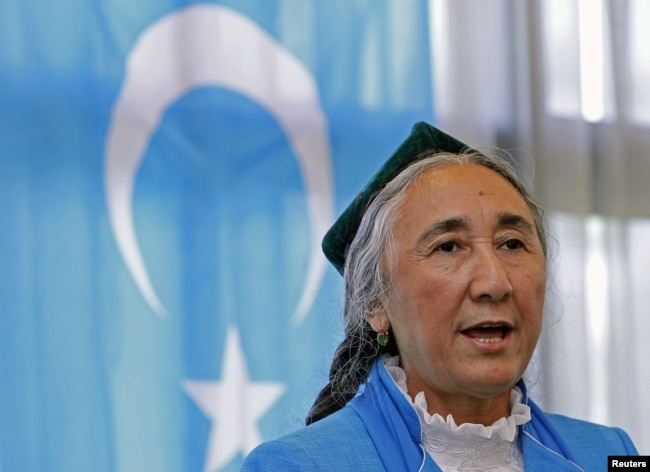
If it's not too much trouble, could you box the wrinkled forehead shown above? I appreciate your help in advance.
[389,163,541,248]
[401,162,529,210]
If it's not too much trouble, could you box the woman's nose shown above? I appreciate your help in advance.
[468,248,513,302]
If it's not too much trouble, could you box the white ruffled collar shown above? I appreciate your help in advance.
[383,355,531,471]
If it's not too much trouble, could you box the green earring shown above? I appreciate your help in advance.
[377,330,389,347]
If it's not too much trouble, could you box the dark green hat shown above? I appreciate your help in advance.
[322,121,473,275]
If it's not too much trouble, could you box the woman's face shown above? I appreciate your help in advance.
[376,163,546,414]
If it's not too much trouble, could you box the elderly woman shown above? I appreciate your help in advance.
[241,122,638,471]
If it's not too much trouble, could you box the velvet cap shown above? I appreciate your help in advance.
[322,121,473,275]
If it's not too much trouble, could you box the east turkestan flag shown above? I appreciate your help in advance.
[0,1,434,471]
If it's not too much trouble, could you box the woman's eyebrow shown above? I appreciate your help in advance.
[415,212,535,246]
[416,217,467,246]
[498,212,536,234]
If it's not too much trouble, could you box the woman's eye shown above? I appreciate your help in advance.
[503,239,524,250]
[436,241,456,253]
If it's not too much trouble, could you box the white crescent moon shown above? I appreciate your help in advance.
[104,5,334,322]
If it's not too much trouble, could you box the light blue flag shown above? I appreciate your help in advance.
[0,1,434,470]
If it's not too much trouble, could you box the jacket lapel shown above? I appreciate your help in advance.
[521,431,584,471]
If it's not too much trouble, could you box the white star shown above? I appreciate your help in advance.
[183,326,285,471]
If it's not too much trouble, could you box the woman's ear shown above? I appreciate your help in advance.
[365,306,390,334]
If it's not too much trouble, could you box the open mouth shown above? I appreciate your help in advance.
[461,324,512,344]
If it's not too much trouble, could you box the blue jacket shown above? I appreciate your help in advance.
[241,360,637,471]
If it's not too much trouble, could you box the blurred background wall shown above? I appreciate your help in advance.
[0,1,648,470]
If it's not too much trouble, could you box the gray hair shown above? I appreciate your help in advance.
[306,151,548,425]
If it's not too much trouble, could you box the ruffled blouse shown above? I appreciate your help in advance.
[383,355,531,472]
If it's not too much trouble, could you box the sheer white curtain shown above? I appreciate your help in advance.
[430,0,650,453]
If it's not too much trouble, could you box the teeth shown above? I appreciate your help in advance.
[475,337,504,343]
